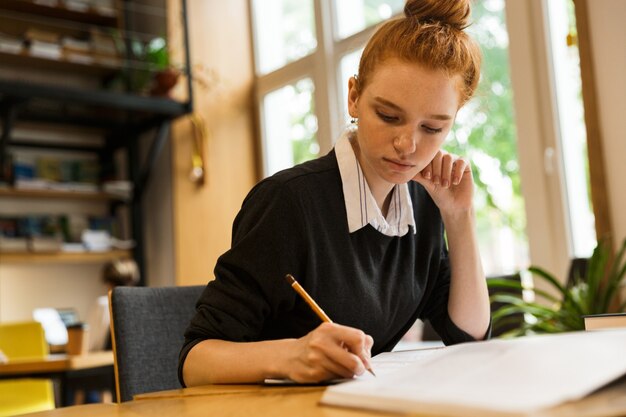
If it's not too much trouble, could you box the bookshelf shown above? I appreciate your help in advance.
[0,0,193,286]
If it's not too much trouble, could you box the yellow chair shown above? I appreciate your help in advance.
[0,322,55,416]
[0,379,55,416]
[0,321,49,360]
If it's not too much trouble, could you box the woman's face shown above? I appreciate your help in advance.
[348,58,461,191]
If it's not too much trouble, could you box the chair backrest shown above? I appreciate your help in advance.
[0,379,55,416]
[109,285,204,402]
[0,321,48,360]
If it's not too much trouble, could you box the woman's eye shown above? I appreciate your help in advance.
[423,125,443,134]
[376,111,399,123]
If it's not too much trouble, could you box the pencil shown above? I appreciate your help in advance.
[285,273,376,377]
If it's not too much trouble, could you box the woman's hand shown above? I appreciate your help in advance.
[412,150,474,216]
[286,322,374,383]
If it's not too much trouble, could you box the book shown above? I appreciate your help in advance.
[30,41,62,60]
[0,236,28,252]
[320,330,626,417]
[0,32,24,54]
[584,313,626,330]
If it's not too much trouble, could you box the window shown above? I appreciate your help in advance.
[334,0,404,40]
[262,78,318,175]
[251,0,317,75]
[250,0,595,280]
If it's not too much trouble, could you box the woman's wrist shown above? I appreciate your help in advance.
[263,338,299,380]
[441,207,475,229]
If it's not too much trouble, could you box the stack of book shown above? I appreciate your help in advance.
[0,217,28,252]
[62,36,93,65]
[0,214,123,253]
[13,154,99,193]
[91,0,116,16]
[90,28,120,68]
[21,216,63,252]
[63,0,115,16]
[583,313,626,330]
[64,0,90,12]
[25,28,61,60]
[0,32,23,54]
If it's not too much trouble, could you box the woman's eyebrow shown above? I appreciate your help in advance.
[373,96,452,120]
[374,96,404,113]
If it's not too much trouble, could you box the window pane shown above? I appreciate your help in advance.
[546,0,596,257]
[446,0,530,276]
[251,0,317,74]
[339,49,363,125]
[334,0,404,40]
[262,78,319,176]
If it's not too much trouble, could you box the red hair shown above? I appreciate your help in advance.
[357,0,481,106]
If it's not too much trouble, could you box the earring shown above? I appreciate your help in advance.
[350,118,358,125]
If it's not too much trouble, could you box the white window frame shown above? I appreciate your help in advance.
[506,0,583,286]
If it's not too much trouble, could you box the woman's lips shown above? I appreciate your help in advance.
[384,158,415,172]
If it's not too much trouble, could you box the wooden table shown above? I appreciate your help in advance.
[17,385,395,417]
[15,378,626,417]
[0,351,114,406]
[0,351,113,375]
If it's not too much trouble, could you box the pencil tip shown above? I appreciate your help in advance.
[285,274,296,285]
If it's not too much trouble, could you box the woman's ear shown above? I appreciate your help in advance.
[347,76,360,118]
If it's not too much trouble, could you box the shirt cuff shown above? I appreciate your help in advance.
[177,338,204,388]
[440,315,492,345]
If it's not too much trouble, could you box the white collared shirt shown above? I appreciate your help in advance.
[335,130,416,237]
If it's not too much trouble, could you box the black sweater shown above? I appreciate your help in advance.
[179,150,481,386]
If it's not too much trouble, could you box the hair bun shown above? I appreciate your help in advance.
[404,0,471,30]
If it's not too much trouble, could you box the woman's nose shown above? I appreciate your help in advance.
[393,133,417,155]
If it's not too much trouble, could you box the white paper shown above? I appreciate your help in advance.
[321,330,626,417]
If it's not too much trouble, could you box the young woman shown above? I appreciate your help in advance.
[180,0,491,386]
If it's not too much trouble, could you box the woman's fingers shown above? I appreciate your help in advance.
[420,151,469,188]
[292,323,373,382]
[430,151,443,185]
[322,323,371,375]
[440,153,453,188]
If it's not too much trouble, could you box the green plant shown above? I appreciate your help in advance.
[111,36,172,93]
[488,238,626,337]
[145,37,169,71]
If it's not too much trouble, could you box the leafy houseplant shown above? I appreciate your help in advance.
[111,36,180,96]
[145,37,180,97]
[488,238,626,337]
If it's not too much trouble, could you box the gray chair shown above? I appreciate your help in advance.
[109,285,204,402]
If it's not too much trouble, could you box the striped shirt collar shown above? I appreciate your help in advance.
[335,130,416,236]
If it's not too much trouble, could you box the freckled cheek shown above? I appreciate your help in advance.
[413,141,444,169]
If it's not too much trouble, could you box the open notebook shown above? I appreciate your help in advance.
[321,329,626,417]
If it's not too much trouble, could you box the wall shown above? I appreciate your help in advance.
[170,0,257,286]
[586,0,626,246]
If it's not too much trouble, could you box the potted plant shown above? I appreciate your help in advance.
[144,37,180,97]
[488,237,626,336]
